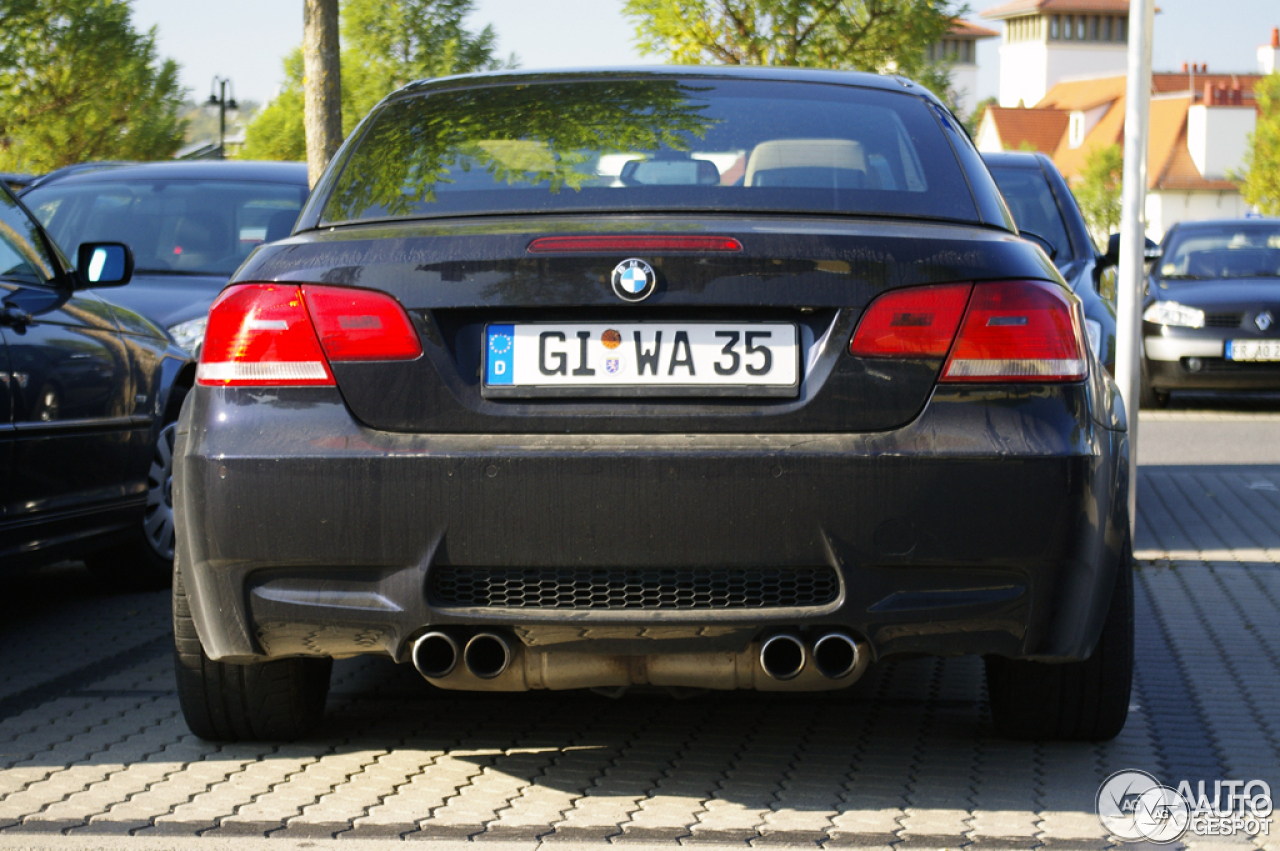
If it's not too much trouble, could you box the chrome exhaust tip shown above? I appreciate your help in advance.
[412,631,461,679]
[759,633,806,681]
[464,632,512,679]
[812,632,860,680]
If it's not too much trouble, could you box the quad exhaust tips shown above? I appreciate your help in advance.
[411,627,867,691]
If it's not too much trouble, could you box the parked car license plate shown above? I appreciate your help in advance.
[1226,340,1280,361]
[483,322,799,397]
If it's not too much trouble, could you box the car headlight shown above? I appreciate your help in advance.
[1142,301,1204,328]
[168,316,208,357]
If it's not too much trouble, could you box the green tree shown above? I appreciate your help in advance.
[240,0,510,162]
[622,0,964,92]
[323,78,718,222]
[1075,143,1123,247]
[1238,72,1280,215]
[0,0,186,172]
[242,49,311,161]
[965,94,997,136]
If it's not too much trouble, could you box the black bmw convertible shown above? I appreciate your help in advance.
[172,67,1133,743]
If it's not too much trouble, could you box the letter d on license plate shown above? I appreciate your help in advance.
[483,321,799,398]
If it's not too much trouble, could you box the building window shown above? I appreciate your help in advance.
[1076,16,1086,39]
[1118,17,1127,41]
[1088,16,1097,40]
[1069,112,1085,148]
[1101,16,1111,41]
[1050,15,1060,39]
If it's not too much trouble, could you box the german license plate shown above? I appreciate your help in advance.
[483,322,799,397]
[1225,340,1280,361]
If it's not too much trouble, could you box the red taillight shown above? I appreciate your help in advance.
[849,284,972,358]
[301,285,423,361]
[526,235,743,253]
[196,283,420,387]
[941,280,1086,382]
[197,285,333,386]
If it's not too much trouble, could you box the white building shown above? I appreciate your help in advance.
[1261,26,1280,74]
[927,20,999,118]
[981,0,1132,109]
[976,71,1264,241]
[974,1,1275,241]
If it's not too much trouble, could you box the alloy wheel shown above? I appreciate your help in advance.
[144,422,177,560]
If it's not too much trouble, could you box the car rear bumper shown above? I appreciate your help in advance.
[174,384,1128,674]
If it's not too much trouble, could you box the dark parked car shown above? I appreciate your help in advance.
[0,183,192,586]
[1141,218,1280,406]
[2,173,38,193]
[21,161,310,357]
[982,151,1118,373]
[173,68,1132,743]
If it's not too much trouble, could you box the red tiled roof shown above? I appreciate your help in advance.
[949,19,999,38]
[1145,96,1194,190]
[1153,73,1262,103]
[1052,98,1125,177]
[1037,76,1128,111]
[1153,129,1238,191]
[984,107,1071,153]
[1036,73,1263,111]
[982,0,1133,20]
[1031,91,1242,191]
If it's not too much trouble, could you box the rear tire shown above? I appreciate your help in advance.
[173,554,331,742]
[985,532,1134,741]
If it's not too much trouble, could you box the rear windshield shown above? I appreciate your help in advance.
[1159,224,1280,280]
[24,179,309,277]
[321,77,978,225]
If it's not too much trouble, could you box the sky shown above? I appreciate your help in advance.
[130,0,1280,108]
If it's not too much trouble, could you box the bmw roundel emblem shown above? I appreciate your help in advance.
[611,258,657,302]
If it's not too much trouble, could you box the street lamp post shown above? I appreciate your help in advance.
[1116,0,1156,534]
[206,77,239,159]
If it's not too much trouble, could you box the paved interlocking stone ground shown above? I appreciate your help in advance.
[1,409,1278,850]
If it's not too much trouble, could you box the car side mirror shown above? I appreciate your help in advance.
[1100,233,1121,269]
[75,242,133,288]
[1099,233,1160,270]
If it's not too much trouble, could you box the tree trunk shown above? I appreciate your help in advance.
[303,0,342,188]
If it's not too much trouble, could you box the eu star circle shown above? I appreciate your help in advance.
[611,258,657,302]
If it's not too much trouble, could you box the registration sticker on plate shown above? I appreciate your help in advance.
[483,322,799,397]
[1225,340,1280,361]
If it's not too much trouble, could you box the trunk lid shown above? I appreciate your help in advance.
[234,214,1058,434]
